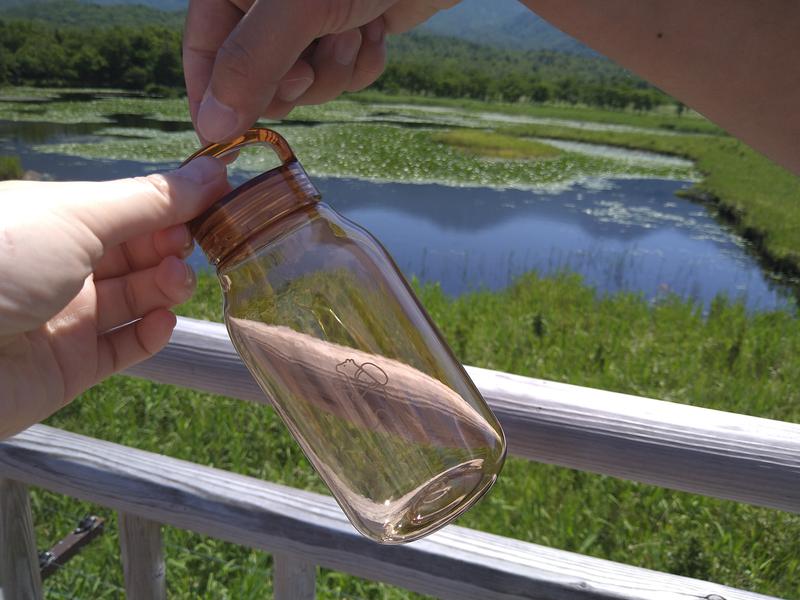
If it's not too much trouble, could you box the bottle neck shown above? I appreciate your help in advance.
[190,160,320,266]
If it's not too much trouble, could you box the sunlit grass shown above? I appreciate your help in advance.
[432,129,561,159]
[32,272,800,599]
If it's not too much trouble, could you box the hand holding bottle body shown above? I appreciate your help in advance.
[0,158,229,440]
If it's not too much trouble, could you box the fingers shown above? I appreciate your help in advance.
[263,60,316,121]
[184,0,245,129]
[95,308,177,381]
[94,224,194,280]
[348,18,387,92]
[193,0,318,142]
[263,19,386,118]
[95,256,195,333]
[70,156,228,256]
[191,0,396,141]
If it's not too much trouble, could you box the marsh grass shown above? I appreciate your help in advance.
[348,91,723,135]
[432,129,561,160]
[31,272,800,599]
[0,155,22,179]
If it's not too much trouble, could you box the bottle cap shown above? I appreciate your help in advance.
[183,128,320,266]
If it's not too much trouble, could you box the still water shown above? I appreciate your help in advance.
[307,177,794,311]
[0,114,794,312]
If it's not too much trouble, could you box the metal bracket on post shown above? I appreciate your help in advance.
[39,515,105,580]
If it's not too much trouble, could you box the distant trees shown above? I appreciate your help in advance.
[0,15,669,111]
[375,33,670,110]
[0,19,183,94]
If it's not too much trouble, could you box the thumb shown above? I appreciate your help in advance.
[73,156,229,251]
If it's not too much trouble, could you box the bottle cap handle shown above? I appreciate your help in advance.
[181,127,296,168]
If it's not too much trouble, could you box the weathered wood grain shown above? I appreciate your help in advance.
[0,478,43,600]
[118,513,166,600]
[273,552,315,600]
[0,426,779,600]
[125,317,800,514]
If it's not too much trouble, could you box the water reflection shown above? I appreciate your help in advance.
[311,177,796,311]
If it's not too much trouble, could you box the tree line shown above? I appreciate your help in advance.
[0,19,182,95]
[377,33,668,110]
[0,6,671,111]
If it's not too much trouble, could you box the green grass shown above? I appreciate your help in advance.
[432,129,561,159]
[0,154,22,179]
[31,272,800,599]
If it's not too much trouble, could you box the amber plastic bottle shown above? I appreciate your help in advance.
[184,128,506,543]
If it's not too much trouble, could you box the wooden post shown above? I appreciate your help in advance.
[118,513,166,600]
[273,553,315,600]
[0,478,43,600]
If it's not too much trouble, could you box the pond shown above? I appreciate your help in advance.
[307,177,794,310]
[0,90,794,311]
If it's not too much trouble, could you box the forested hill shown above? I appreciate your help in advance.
[0,0,186,9]
[0,0,183,28]
[0,0,668,111]
[0,0,592,54]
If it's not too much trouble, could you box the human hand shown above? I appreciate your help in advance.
[0,157,229,439]
[184,0,460,143]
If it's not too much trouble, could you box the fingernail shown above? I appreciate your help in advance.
[335,33,361,66]
[181,237,195,259]
[175,156,225,185]
[167,224,194,257]
[277,77,313,102]
[365,18,384,43]
[185,262,195,287]
[197,91,239,142]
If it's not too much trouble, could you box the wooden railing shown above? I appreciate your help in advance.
[1,316,798,599]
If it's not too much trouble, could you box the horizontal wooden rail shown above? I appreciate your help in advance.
[0,426,777,600]
[125,317,800,514]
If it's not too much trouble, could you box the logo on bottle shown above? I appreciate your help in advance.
[335,359,389,389]
[335,359,391,428]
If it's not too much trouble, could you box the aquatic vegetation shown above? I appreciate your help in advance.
[33,120,694,190]
[1,87,694,187]
[432,129,562,159]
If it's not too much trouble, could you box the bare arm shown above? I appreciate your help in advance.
[521,1,800,174]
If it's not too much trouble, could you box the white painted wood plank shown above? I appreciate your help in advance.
[0,478,43,600]
[0,426,779,600]
[125,317,800,514]
[118,513,166,600]
[273,552,315,600]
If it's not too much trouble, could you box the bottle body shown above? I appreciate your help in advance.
[220,202,506,543]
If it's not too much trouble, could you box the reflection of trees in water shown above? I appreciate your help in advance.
[320,177,698,242]
[314,177,794,309]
